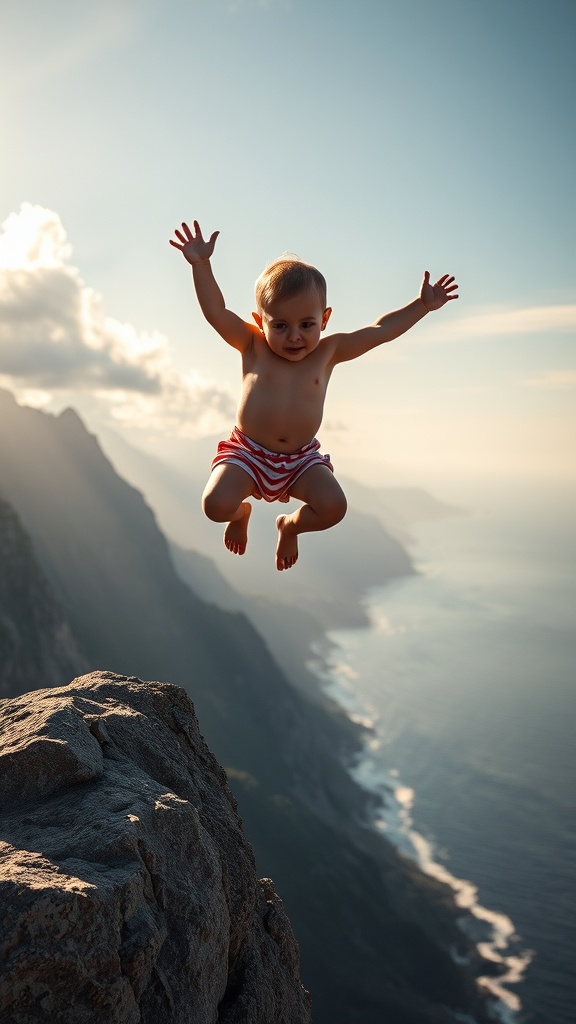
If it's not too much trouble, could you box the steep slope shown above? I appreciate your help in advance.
[0,499,87,697]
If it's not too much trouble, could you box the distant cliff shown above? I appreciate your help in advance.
[0,499,87,697]
[0,673,311,1023]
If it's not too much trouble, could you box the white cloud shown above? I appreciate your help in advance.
[0,204,72,268]
[0,204,235,437]
[521,369,576,390]
[416,303,576,344]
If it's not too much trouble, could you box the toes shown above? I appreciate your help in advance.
[225,537,245,555]
[276,552,298,571]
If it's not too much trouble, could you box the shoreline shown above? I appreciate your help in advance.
[308,617,532,1024]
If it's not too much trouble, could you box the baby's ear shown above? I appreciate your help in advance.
[252,311,264,332]
[321,307,333,330]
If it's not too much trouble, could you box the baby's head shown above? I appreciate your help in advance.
[255,255,327,314]
[252,255,331,360]
[251,256,332,360]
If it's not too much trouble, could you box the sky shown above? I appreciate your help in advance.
[1,0,575,493]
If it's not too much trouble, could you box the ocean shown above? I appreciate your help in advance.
[318,480,576,1024]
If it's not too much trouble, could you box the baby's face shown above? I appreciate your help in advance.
[254,287,331,361]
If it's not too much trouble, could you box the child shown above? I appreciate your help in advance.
[170,220,458,571]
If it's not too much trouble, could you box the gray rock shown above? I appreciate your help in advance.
[0,672,311,1023]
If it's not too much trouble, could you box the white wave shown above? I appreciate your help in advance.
[311,649,533,1023]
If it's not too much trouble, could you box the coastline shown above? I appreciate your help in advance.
[310,611,533,1024]
[306,480,576,1023]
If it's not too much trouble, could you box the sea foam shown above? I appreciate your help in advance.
[310,646,533,1024]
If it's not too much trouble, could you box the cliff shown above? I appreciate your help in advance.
[0,499,87,697]
[0,672,311,1024]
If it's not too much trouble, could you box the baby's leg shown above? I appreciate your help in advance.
[276,465,347,571]
[202,464,256,555]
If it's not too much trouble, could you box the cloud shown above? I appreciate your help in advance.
[0,204,235,437]
[416,303,576,344]
[521,369,576,390]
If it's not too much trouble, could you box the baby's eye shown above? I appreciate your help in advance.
[301,321,316,329]
[272,322,287,330]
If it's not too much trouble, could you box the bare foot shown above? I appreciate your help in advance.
[276,515,299,571]
[224,502,252,555]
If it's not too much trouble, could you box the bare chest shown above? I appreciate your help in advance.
[241,345,331,398]
[237,343,333,450]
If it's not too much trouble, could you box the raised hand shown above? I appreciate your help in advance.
[420,271,459,311]
[169,220,220,265]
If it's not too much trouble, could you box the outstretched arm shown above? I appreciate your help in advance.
[169,221,254,351]
[332,272,458,364]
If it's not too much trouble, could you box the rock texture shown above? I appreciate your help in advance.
[0,672,311,1024]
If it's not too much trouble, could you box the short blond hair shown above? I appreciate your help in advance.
[255,255,327,312]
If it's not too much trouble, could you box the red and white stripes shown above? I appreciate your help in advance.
[211,427,333,503]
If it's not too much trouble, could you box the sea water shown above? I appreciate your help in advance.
[318,480,576,1024]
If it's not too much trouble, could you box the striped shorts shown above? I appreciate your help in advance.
[211,427,333,503]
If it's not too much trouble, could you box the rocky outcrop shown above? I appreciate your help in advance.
[0,672,311,1024]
